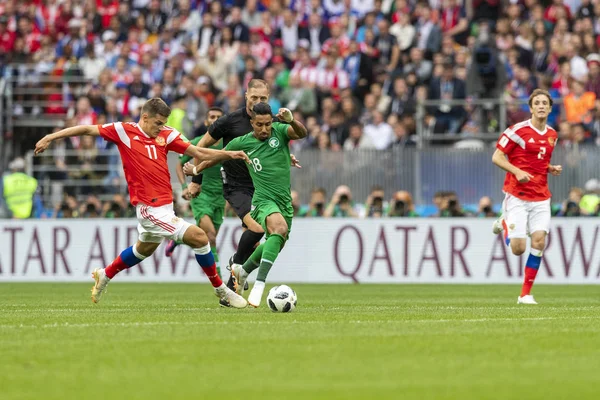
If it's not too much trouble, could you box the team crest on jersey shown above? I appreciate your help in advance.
[268,137,280,148]
[171,217,180,224]
[155,137,166,146]
[548,137,556,147]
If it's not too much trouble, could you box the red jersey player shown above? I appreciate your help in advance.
[492,89,562,305]
[34,98,250,308]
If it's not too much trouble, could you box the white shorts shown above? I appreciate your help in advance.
[502,194,551,239]
[136,203,192,243]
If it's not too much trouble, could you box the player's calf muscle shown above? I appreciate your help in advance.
[136,241,160,257]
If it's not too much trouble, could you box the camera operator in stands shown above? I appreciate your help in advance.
[388,191,419,217]
[439,192,466,217]
[324,185,359,218]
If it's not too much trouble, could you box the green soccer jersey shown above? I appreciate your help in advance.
[225,122,292,211]
[180,135,223,194]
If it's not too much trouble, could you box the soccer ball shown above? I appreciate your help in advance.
[267,285,297,313]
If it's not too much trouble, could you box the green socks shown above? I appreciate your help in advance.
[256,234,286,282]
[242,243,264,274]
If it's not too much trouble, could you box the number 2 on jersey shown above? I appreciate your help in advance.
[537,147,546,160]
[251,157,262,172]
[145,145,158,159]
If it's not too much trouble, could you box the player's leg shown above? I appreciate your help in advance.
[248,212,288,308]
[166,197,203,257]
[199,214,220,277]
[492,197,510,245]
[92,241,160,303]
[502,195,528,255]
[225,188,265,267]
[181,224,247,308]
[92,204,165,303]
[518,200,551,305]
[230,243,264,295]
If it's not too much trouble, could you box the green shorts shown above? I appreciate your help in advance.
[191,191,225,230]
[250,200,293,239]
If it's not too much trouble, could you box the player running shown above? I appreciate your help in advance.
[492,89,562,305]
[188,103,307,307]
[185,79,299,307]
[34,98,250,308]
[165,107,226,279]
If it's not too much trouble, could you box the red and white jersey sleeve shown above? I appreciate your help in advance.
[496,119,558,201]
[97,122,190,207]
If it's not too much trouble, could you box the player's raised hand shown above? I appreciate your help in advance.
[276,107,294,123]
[549,164,563,176]
[290,154,302,168]
[182,162,196,176]
[34,135,52,155]
[515,169,534,183]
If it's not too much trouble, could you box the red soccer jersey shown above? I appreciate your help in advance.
[496,119,558,201]
[98,122,190,206]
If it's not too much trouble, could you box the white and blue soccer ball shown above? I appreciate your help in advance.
[267,285,297,313]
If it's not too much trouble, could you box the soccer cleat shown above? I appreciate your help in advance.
[91,268,110,304]
[215,285,247,308]
[231,264,248,295]
[517,295,538,304]
[248,283,265,308]
[219,298,231,308]
[492,216,504,234]
[227,254,249,291]
[165,240,178,257]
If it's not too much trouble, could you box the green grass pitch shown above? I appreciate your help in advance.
[1,284,599,400]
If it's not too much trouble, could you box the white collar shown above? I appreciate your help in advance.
[528,119,547,135]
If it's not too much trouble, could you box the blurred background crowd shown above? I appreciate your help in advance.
[1,0,600,218]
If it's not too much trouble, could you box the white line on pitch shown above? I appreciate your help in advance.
[0,316,599,330]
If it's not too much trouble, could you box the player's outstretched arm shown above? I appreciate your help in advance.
[34,125,100,155]
[184,146,250,174]
[492,149,533,183]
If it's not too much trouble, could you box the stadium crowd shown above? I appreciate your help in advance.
[2,0,600,218]
[3,0,600,148]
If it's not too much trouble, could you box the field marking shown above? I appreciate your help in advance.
[2,306,600,313]
[0,316,599,330]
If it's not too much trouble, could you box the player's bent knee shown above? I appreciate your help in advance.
[271,222,288,237]
[182,226,209,248]
[530,232,547,250]
[510,239,527,256]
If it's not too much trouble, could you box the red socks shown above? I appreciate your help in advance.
[105,255,128,279]
[521,267,539,297]
[203,264,223,288]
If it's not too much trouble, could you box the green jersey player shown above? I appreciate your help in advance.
[222,103,307,307]
[166,107,225,277]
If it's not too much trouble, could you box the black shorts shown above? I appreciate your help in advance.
[223,185,254,225]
